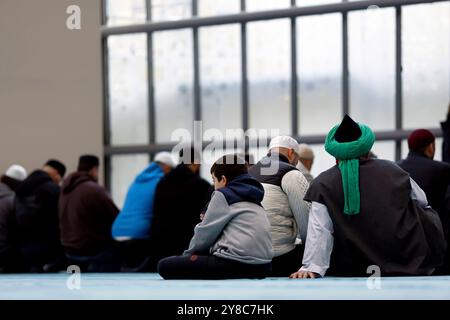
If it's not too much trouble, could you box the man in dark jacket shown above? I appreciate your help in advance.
[147,146,212,271]
[398,129,450,274]
[15,159,66,272]
[59,155,120,272]
[0,165,27,272]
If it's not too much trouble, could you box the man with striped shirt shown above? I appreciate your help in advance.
[249,136,311,277]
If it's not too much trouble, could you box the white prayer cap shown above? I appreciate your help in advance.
[5,165,27,181]
[269,136,300,155]
[298,143,315,160]
[154,152,176,168]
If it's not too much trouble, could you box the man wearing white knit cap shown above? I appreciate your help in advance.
[0,164,27,272]
[249,136,311,276]
[5,165,28,182]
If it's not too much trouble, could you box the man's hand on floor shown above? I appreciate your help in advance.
[289,271,320,279]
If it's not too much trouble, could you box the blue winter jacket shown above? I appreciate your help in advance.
[112,163,164,240]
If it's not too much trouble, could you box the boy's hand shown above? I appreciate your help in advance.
[289,271,320,279]
[200,213,205,221]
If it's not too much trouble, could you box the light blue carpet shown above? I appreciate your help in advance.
[0,274,449,300]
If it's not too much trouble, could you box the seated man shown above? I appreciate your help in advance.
[147,146,212,271]
[59,155,120,272]
[15,159,67,272]
[111,152,176,271]
[398,129,450,274]
[249,136,311,276]
[0,165,27,272]
[296,143,315,183]
[158,154,273,280]
[290,115,447,279]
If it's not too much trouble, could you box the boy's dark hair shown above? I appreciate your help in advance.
[210,154,247,183]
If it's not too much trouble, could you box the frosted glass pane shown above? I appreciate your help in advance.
[246,0,290,12]
[310,141,396,178]
[297,13,342,135]
[309,144,336,178]
[152,0,191,21]
[248,146,270,165]
[108,34,149,145]
[349,8,395,131]
[371,141,395,161]
[153,30,194,143]
[248,19,291,137]
[402,138,443,162]
[106,0,146,26]
[403,2,450,129]
[296,0,341,6]
[200,148,243,181]
[198,0,240,17]
[111,154,150,209]
[200,25,241,134]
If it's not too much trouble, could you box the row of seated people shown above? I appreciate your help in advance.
[0,114,449,278]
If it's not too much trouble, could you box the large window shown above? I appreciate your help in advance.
[103,0,449,205]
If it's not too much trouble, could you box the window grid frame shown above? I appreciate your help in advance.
[102,0,447,191]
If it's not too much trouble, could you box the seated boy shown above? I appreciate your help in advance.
[158,154,273,280]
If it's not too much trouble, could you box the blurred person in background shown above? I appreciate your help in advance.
[0,165,27,272]
[112,152,176,272]
[296,143,315,183]
[15,159,66,273]
[59,155,119,272]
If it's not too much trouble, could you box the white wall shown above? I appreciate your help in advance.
[0,0,104,182]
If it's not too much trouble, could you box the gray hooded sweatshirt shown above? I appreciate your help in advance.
[184,174,273,265]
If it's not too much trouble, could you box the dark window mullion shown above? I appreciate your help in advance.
[102,0,112,190]
[342,10,349,117]
[146,0,155,150]
[193,0,202,146]
[290,0,299,136]
[395,6,403,161]
[241,0,249,152]
[147,1,155,165]
[241,0,249,130]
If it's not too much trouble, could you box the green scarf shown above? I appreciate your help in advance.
[324,123,375,215]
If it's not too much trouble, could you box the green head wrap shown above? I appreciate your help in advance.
[325,123,375,215]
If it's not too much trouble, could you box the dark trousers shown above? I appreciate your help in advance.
[117,239,159,272]
[20,242,67,273]
[158,254,272,280]
[271,245,304,277]
[66,246,122,273]
[0,247,26,273]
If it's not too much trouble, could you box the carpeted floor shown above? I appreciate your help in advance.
[0,273,449,300]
